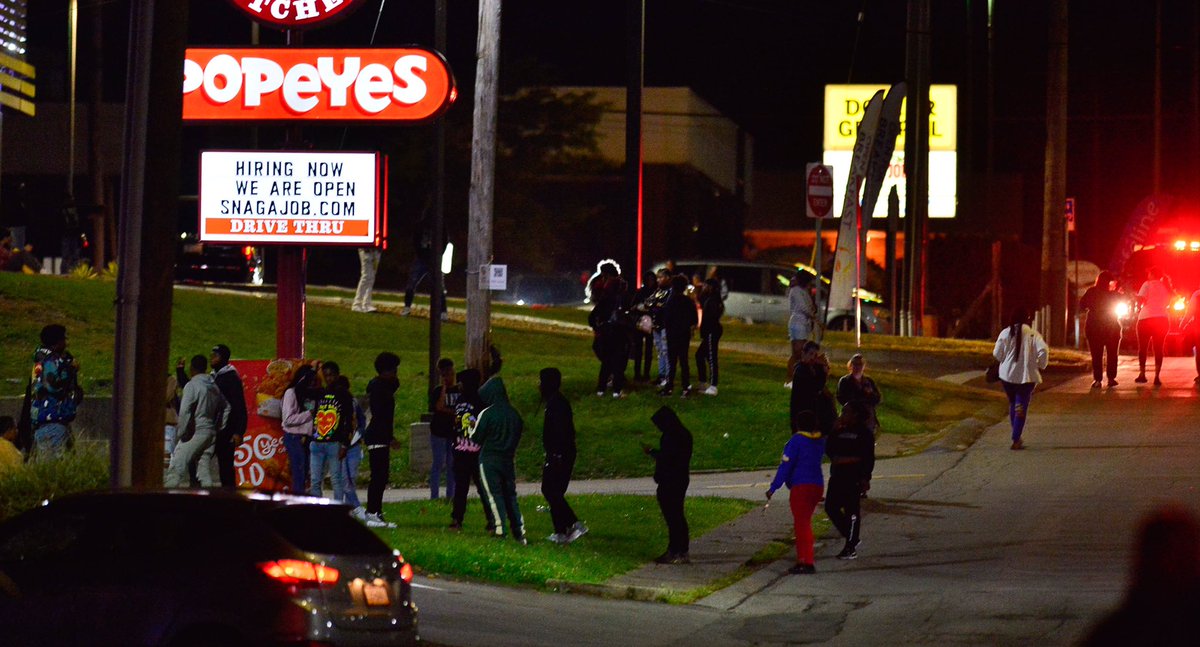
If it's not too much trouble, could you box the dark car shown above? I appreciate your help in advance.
[176,234,265,285]
[0,491,418,646]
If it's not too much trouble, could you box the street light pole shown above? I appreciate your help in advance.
[67,0,78,197]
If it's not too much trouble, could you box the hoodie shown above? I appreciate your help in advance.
[650,406,693,487]
[364,375,400,446]
[177,373,230,441]
[29,347,81,426]
[212,364,247,438]
[470,376,523,461]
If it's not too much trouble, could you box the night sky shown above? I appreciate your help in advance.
[22,0,1200,269]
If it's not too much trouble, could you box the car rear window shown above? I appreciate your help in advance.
[264,506,392,555]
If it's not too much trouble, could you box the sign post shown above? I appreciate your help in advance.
[806,162,834,334]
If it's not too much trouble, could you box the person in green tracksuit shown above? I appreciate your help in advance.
[470,374,526,544]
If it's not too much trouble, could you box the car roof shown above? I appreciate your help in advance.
[46,489,347,512]
[657,259,794,271]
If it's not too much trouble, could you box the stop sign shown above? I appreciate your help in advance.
[806,163,834,219]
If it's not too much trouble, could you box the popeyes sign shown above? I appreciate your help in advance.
[226,0,368,30]
[183,48,456,122]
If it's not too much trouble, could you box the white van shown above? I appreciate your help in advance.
[653,259,890,332]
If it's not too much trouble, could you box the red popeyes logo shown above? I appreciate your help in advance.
[183,48,456,122]
[225,0,367,30]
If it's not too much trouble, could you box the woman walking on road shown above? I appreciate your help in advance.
[993,308,1049,450]
[1135,267,1172,386]
[1079,271,1123,388]
[766,410,825,574]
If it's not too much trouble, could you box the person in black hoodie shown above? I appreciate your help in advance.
[449,369,496,532]
[364,352,400,528]
[643,406,693,564]
[660,274,698,398]
[824,401,876,560]
[209,344,247,489]
[695,278,724,396]
[790,341,836,436]
[540,368,587,545]
[588,262,630,398]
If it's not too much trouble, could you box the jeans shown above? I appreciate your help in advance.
[354,248,381,310]
[367,446,390,516]
[165,428,216,488]
[309,441,346,501]
[282,433,309,495]
[1001,381,1036,443]
[654,329,668,380]
[430,435,455,499]
[33,422,72,458]
[343,443,363,508]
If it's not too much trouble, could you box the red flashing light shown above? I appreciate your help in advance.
[259,559,340,586]
[399,562,413,583]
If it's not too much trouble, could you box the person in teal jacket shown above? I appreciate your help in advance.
[470,374,526,543]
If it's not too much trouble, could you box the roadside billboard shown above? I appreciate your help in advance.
[823,84,957,219]
[182,48,456,122]
[199,150,384,246]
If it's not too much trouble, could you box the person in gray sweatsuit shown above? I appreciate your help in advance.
[165,355,230,488]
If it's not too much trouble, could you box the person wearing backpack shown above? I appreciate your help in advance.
[24,324,83,457]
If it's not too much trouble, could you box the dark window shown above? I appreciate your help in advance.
[265,506,391,555]
[720,267,765,294]
[0,509,86,563]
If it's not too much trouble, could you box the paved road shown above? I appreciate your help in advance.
[416,356,1200,646]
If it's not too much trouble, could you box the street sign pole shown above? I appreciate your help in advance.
[805,163,833,340]
[277,28,306,359]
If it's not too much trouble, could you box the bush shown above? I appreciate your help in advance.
[0,443,109,522]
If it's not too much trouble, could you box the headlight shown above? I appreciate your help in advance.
[1115,302,1131,318]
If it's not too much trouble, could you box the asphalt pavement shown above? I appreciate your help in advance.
[413,355,1200,646]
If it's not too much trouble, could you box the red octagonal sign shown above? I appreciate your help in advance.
[226,0,369,31]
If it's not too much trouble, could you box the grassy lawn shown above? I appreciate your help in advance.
[0,273,1006,484]
[373,494,756,588]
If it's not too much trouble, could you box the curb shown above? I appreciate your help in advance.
[545,579,674,602]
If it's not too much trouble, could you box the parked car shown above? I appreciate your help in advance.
[0,490,418,646]
[654,259,889,332]
[176,233,265,285]
[494,272,586,308]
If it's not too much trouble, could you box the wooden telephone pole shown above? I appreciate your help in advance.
[466,0,501,371]
[1040,0,1069,345]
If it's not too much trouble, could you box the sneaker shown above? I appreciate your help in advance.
[515,536,528,546]
[1090,380,1102,389]
[448,521,463,531]
[596,391,606,397]
[364,512,392,528]
[351,305,365,313]
[1107,379,1119,388]
[612,391,627,399]
[657,387,673,397]
[1135,374,1148,383]
[787,563,816,575]
[1011,439,1025,450]
[351,506,368,521]
[566,521,589,543]
[783,381,793,389]
[654,552,676,564]
[362,306,379,313]
[702,385,718,396]
[1154,378,1163,386]
[680,386,693,399]
[440,311,449,321]
[547,533,567,545]
[836,545,857,560]
[401,306,412,316]
[672,552,691,564]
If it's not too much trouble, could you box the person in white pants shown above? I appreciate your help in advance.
[353,248,381,313]
[165,355,229,488]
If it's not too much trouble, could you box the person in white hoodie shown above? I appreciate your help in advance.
[165,355,230,487]
[993,308,1049,450]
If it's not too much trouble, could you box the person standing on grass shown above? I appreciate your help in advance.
[588,261,630,399]
[340,375,367,520]
[471,372,526,544]
[661,274,698,398]
[1080,271,1124,388]
[281,365,317,495]
[210,344,247,489]
[352,245,381,313]
[429,358,458,500]
[790,341,836,437]
[695,277,725,396]
[786,272,817,387]
[165,355,229,488]
[364,352,400,529]
[630,270,658,382]
[449,369,496,532]
[824,401,875,561]
[540,368,587,545]
[766,410,825,575]
[1135,267,1172,386]
[310,361,352,501]
[644,406,693,564]
[992,308,1049,451]
[24,324,83,457]
[837,353,881,437]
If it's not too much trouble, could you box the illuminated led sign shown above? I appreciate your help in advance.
[225,0,368,31]
[823,84,958,218]
[182,48,456,122]
[199,151,383,246]
[0,0,33,116]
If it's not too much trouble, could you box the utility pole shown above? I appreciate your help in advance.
[904,0,931,336]
[87,1,106,268]
[428,0,447,392]
[1040,0,1068,345]
[1153,0,1162,195]
[277,30,307,359]
[67,0,78,198]
[466,0,501,372]
[626,0,645,279]
[112,0,189,488]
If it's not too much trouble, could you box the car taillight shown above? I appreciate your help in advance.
[259,559,340,586]
[393,552,414,583]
